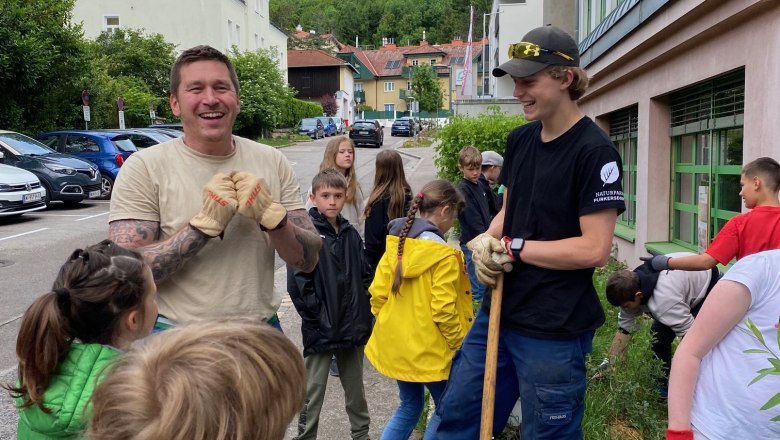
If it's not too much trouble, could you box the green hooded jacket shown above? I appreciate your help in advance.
[16,343,120,439]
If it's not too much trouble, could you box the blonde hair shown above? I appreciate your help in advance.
[458,145,482,168]
[392,180,465,294]
[320,136,360,204]
[547,66,589,100]
[88,319,305,440]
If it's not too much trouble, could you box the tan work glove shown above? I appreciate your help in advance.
[190,173,239,237]
[467,233,513,288]
[233,172,288,231]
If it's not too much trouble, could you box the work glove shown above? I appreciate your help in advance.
[640,254,671,271]
[233,172,288,231]
[665,429,693,440]
[590,357,611,381]
[467,233,513,288]
[189,173,239,237]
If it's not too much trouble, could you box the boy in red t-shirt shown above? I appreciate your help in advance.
[646,157,780,271]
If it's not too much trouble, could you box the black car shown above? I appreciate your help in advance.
[349,120,384,148]
[391,117,415,137]
[0,130,102,206]
[298,118,325,139]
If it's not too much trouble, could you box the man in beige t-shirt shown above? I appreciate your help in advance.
[109,45,322,327]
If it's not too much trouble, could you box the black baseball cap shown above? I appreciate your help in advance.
[492,25,580,78]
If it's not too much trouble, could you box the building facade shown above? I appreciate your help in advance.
[72,0,286,67]
[287,49,356,124]
[575,0,780,267]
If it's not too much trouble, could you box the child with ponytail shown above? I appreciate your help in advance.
[364,180,473,440]
[3,239,158,439]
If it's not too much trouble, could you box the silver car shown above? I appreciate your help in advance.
[0,159,47,217]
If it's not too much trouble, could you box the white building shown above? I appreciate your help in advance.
[72,0,286,71]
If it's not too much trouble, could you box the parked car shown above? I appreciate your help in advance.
[139,127,183,139]
[35,130,138,198]
[391,117,415,137]
[148,122,183,131]
[298,118,325,139]
[333,118,346,134]
[104,129,172,149]
[0,159,47,217]
[349,120,384,148]
[315,117,337,137]
[0,130,101,207]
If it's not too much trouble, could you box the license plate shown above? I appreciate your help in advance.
[360,131,368,135]
[88,190,101,199]
[23,192,42,203]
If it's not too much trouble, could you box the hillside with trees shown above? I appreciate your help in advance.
[271,0,492,49]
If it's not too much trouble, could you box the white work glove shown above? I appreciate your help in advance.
[189,173,238,237]
[467,233,513,288]
[232,172,288,231]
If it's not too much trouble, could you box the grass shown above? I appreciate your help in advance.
[400,128,439,148]
[256,133,311,147]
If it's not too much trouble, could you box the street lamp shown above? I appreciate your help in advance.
[433,64,453,115]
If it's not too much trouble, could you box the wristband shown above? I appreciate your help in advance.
[665,429,693,440]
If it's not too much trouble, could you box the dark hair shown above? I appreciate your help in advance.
[392,180,465,294]
[364,150,411,219]
[170,45,240,96]
[311,168,348,194]
[605,269,640,307]
[742,157,780,193]
[4,240,149,411]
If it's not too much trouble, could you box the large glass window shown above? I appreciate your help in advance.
[609,105,638,229]
[670,70,744,251]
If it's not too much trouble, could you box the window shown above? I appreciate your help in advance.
[670,70,744,252]
[235,24,241,50]
[65,136,100,153]
[354,83,364,92]
[103,15,120,33]
[254,34,259,50]
[412,59,419,66]
[407,81,412,90]
[227,20,233,48]
[609,105,638,229]
[430,59,437,66]
[448,56,464,65]
[384,82,395,92]
[384,104,395,112]
[255,0,262,14]
[384,60,401,69]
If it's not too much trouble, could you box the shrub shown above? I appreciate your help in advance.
[434,106,526,183]
[281,97,322,128]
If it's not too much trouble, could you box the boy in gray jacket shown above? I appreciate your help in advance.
[594,252,720,394]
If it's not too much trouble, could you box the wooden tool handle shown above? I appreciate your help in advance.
[480,273,504,440]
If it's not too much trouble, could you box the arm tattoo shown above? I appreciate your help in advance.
[109,220,210,283]
[287,209,322,271]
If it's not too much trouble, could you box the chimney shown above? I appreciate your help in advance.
[381,37,396,49]
[419,40,428,46]
[309,29,316,35]
[451,37,463,45]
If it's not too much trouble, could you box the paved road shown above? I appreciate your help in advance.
[0,128,433,439]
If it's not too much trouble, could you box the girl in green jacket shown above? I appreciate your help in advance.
[366,180,474,440]
[3,239,158,439]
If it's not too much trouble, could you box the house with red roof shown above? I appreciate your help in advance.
[287,49,359,125]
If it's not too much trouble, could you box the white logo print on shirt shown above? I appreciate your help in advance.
[600,161,619,187]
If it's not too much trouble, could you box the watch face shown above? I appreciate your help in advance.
[511,238,524,251]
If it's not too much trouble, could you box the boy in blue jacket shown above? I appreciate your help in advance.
[288,168,373,440]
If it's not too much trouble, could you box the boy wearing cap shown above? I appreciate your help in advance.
[480,150,503,216]
[431,26,625,439]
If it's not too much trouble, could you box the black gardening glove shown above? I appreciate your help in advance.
[640,255,670,271]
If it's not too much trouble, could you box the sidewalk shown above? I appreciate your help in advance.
[280,142,440,439]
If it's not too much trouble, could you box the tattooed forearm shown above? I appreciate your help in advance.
[270,209,321,272]
[108,220,210,283]
[141,225,210,282]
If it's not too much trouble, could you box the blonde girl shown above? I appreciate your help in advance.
[365,180,473,440]
[363,149,412,271]
[4,240,157,439]
[307,136,364,234]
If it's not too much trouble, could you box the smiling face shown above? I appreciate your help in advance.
[511,68,571,122]
[170,60,240,154]
[310,185,346,225]
[334,141,354,172]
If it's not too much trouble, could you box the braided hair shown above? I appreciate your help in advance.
[392,180,465,294]
[4,240,149,411]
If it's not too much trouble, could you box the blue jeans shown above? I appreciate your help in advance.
[460,244,485,302]
[381,380,447,440]
[432,309,593,440]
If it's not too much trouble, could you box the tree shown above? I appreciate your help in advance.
[231,48,294,137]
[89,28,176,96]
[411,65,443,113]
[320,94,338,116]
[0,0,92,134]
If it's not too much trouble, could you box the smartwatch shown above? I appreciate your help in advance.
[509,238,525,260]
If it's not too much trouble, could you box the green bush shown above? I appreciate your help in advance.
[280,97,323,128]
[434,106,527,183]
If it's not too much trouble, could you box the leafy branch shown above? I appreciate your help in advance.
[739,318,780,421]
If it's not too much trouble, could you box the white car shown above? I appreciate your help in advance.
[0,160,47,217]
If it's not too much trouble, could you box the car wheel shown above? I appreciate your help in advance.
[101,175,115,199]
[42,183,52,208]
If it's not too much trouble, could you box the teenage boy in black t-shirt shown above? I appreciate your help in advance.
[431,26,625,440]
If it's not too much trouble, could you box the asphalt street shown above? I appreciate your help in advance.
[0,128,437,439]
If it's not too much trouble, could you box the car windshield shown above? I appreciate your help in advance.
[0,132,56,156]
[353,122,374,129]
[112,137,138,152]
[301,118,318,126]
